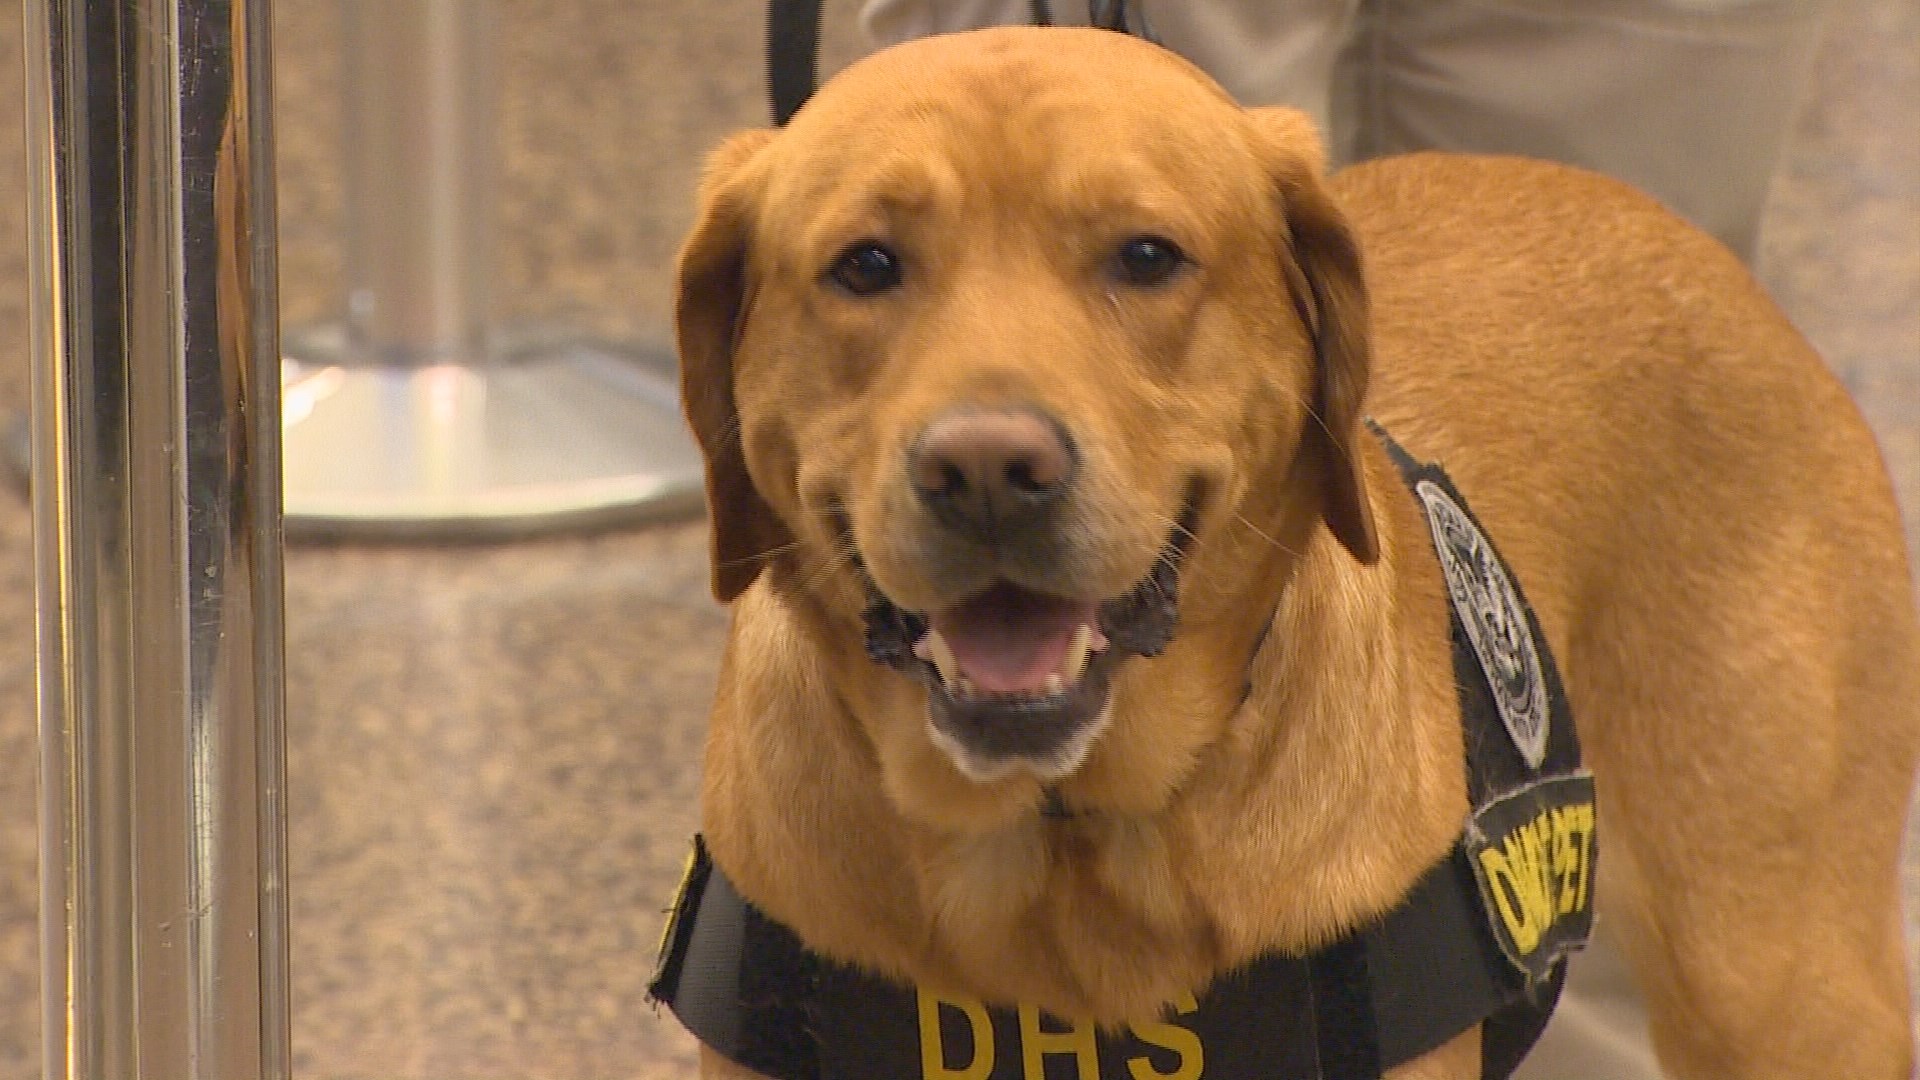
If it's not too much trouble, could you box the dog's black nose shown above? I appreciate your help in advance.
[909,408,1076,538]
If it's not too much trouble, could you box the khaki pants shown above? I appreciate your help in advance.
[860,0,1832,259]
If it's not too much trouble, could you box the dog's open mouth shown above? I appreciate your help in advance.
[860,509,1197,779]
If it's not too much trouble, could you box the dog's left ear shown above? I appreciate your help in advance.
[678,129,795,602]
[1250,107,1380,565]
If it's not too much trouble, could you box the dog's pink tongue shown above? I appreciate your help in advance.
[931,582,1097,694]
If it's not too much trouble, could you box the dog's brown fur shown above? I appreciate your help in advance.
[675,28,1920,1079]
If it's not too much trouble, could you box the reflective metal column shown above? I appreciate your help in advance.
[28,0,290,1077]
[280,0,705,538]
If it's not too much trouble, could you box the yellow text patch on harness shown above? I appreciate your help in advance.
[1464,773,1598,980]
[915,990,1203,1080]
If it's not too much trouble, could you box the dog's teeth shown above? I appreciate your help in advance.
[912,636,932,661]
[925,631,963,691]
[956,676,977,698]
[1089,627,1110,652]
[1045,674,1064,696]
[1060,624,1094,684]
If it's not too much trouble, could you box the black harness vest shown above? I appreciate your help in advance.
[650,427,1596,1079]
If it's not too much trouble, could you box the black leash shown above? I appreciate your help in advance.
[1089,0,1158,40]
[768,0,822,127]
[767,0,1158,126]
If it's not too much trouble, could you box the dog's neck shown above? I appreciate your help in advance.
[714,439,1467,1021]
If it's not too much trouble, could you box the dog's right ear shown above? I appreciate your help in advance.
[678,129,793,602]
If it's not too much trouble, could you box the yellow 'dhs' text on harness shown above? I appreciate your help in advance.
[912,989,1204,1080]
[649,425,1597,1080]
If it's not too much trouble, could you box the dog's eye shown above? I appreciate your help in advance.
[828,242,904,296]
[1114,236,1187,287]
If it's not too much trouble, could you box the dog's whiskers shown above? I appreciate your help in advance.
[789,523,870,594]
[791,538,860,595]
[797,548,859,594]
[712,539,805,571]
[1151,511,1199,548]
[1232,513,1302,559]
[1278,385,1363,474]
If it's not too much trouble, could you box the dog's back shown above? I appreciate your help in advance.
[1344,151,1920,1074]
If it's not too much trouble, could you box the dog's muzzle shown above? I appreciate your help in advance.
[860,502,1198,780]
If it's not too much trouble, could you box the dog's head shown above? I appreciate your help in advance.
[680,28,1376,793]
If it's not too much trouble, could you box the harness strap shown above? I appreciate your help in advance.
[1372,423,1588,1079]
[768,0,822,126]
[653,833,1537,1079]
[767,1,1159,127]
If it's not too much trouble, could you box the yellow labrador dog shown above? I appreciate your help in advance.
[664,26,1919,1080]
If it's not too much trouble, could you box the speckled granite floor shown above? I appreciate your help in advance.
[0,1,1912,1077]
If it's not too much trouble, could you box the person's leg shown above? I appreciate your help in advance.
[859,0,1360,138]
[1355,0,1833,259]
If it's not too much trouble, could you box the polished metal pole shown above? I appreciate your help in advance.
[28,0,290,1076]
[280,0,705,538]
[340,0,497,365]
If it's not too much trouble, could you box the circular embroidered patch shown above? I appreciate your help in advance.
[1414,479,1550,768]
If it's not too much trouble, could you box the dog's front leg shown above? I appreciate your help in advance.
[1385,1026,1480,1079]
